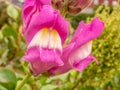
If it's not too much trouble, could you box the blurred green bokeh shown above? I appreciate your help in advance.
[0,1,120,90]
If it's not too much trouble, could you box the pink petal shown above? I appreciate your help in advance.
[49,43,74,75]
[22,0,35,23]
[22,0,51,33]
[53,13,69,44]
[49,17,104,76]
[38,0,51,5]
[68,17,104,71]
[69,42,92,65]
[22,0,51,21]
[23,5,69,45]
[70,17,104,52]
[23,46,63,75]
[49,42,92,76]
[73,55,96,72]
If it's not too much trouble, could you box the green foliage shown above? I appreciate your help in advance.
[70,13,94,29]
[81,5,120,89]
[0,68,17,90]
[0,2,26,89]
[0,1,25,67]
[7,5,19,20]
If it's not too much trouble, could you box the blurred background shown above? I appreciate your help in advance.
[0,0,120,90]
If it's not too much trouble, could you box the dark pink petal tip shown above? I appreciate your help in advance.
[22,46,64,75]
[70,17,104,51]
[73,55,96,72]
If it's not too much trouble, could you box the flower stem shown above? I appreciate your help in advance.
[71,78,81,90]
[15,73,31,90]
[60,0,69,17]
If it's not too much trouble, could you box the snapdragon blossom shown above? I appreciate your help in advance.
[49,17,104,75]
[22,0,104,76]
[22,0,69,75]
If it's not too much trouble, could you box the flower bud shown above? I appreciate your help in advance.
[51,0,93,15]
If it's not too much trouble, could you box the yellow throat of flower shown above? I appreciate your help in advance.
[28,28,62,52]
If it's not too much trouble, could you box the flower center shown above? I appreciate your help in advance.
[28,28,62,52]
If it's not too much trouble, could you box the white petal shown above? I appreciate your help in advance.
[28,28,62,52]
[28,28,50,48]
[69,42,92,65]
[49,30,62,52]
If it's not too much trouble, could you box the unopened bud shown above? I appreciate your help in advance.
[68,0,93,15]
[51,0,93,15]
[68,6,81,15]
[51,0,64,10]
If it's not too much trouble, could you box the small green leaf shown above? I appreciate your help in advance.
[78,86,95,90]
[7,5,18,20]
[21,83,32,90]
[0,85,8,90]
[0,68,17,90]
[2,24,17,38]
[39,76,47,85]
[0,31,3,40]
[41,85,57,90]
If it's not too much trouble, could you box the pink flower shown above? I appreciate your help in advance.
[49,17,104,75]
[22,0,104,76]
[22,2,69,76]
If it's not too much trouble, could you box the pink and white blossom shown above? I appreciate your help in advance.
[22,0,104,76]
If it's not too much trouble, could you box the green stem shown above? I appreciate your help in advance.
[71,78,81,90]
[60,0,69,18]
[15,73,31,90]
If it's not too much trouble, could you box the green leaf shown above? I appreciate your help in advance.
[0,85,8,90]
[0,68,17,90]
[78,86,95,90]
[39,76,47,85]
[21,84,32,90]
[2,24,17,38]
[41,85,57,90]
[0,30,3,40]
[7,5,18,20]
